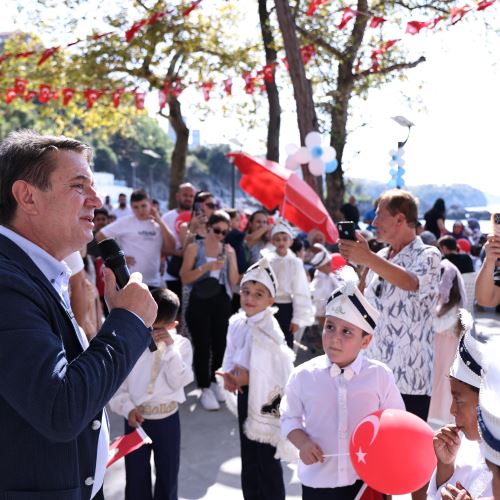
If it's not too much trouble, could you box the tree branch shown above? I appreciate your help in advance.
[391,0,451,14]
[295,25,343,60]
[353,55,426,80]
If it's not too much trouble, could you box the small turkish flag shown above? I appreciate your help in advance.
[83,89,102,109]
[369,16,386,28]
[24,90,37,102]
[338,7,358,29]
[477,0,495,10]
[125,19,148,43]
[159,89,168,109]
[223,78,232,96]
[107,427,152,468]
[300,44,315,65]
[183,0,202,16]
[38,46,59,66]
[134,91,146,110]
[111,88,124,108]
[200,81,214,101]
[450,5,472,24]
[405,20,430,34]
[5,88,17,104]
[307,0,330,16]
[261,63,275,83]
[14,78,28,95]
[38,84,51,104]
[62,88,75,106]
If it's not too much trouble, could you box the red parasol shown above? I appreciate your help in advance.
[227,152,338,244]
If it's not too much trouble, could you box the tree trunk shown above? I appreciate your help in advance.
[167,95,189,210]
[274,0,320,195]
[326,75,352,218]
[258,0,281,162]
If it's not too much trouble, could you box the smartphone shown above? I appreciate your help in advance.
[493,213,500,239]
[338,221,357,241]
[193,201,202,216]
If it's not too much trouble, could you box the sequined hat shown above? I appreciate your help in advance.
[240,257,277,297]
[325,276,379,335]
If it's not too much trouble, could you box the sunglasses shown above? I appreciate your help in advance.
[205,202,217,210]
[374,276,384,298]
[212,227,228,236]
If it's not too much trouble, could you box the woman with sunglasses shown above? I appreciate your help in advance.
[180,211,239,411]
[178,191,218,247]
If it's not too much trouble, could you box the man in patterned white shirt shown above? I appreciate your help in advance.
[339,189,441,499]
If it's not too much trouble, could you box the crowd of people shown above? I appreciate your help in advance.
[1,130,500,500]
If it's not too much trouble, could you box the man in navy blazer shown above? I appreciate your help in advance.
[0,130,158,499]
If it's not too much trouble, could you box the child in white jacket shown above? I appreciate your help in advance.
[110,288,193,500]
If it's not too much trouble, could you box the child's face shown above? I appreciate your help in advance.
[240,281,274,317]
[449,377,480,440]
[230,214,240,230]
[322,316,371,368]
[272,232,292,255]
[318,262,332,274]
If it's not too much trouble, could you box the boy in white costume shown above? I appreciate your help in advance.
[264,219,314,349]
[217,257,295,500]
[427,311,492,500]
[477,336,500,500]
[109,288,193,500]
[280,278,404,500]
[309,243,342,329]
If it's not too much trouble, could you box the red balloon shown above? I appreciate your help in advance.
[331,252,347,272]
[175,211,192,233]
[349,409,436,495]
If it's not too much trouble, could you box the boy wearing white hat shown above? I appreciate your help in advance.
[477,336,500,500]
[427,311,492,500]
[265,218,314,349]
[280,278,404,499]
[309,243,342,329]
[217,257,295,500]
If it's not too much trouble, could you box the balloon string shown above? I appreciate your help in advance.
[322,453,350,458]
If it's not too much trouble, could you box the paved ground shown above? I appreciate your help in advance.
[104,308,499,500]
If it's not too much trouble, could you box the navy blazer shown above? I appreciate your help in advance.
[0,234,151,499]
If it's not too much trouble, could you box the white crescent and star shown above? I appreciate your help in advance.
[351,414,382,464]
[356,447,367,464]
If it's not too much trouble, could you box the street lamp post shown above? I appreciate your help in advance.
[391,116,414,189]
[228,138,243,207]
[142,149,161,197]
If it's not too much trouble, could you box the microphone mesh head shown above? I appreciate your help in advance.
[97,238,123,260]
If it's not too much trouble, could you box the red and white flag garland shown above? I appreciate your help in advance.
[107,427,152,468]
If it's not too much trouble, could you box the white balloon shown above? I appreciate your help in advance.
[285,156,300,170]
[323,146,336,162]
[285,143,299,156]
[389,149,397,157]
[308,158,325,176]
[397,158,405,167]
[389,159,397,167]
[305,131,322,148]
[294,146,311,164]
[398,148,405,156]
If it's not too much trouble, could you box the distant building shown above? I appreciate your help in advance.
[93,172,133,205]
[190,129,201,148]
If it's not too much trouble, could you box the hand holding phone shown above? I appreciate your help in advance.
[492,213,500,239]
[338,221,357,241]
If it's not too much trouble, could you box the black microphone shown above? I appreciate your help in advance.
[98,238,157,352]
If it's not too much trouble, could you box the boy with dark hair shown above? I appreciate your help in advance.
[110,288,193,500]
[281,276,404,499]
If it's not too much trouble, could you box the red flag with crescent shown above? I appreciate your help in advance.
[223,77,233,96]
[134,91,146,110]
[83,89,103,109]
[24,90,37,102]
[107,427,152,468]
[14,78,28,95]
[369,16,386,28]
[38,84,52,103]
[62,88,76,106]
[200,81,214,101]
[307,0,330,16]
[450,4,471,24]
[477,0,495,9]
[338,7,358,29]
[5,89,17,104]
[111,88,124,108]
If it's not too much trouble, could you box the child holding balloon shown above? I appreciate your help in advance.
[427,311,492,500]
[280,274,404,499]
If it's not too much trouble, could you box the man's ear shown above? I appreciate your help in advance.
[11,180,39,216]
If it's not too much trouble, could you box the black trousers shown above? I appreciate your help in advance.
[275,302,294,349]
[237,386,285,500]
[124,412,180,500]
[302,480,363,500]
[186,287,231,388]
[402,394,431,421]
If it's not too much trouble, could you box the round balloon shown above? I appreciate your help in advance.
[325,159,338,174]
[294,146,311,164]
[309,158,325,176]
[175,211,192,233]
[349,409,436,495]
[305,131,322,148]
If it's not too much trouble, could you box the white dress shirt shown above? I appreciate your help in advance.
[263,248,315,327]
[0,225,108,499]
[110,331,193,420]
[427,437,492,499]
[280,353,404,488]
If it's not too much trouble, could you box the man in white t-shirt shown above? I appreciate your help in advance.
[112,193,133,220]
[97,189,175,288]
[162,183,196,299]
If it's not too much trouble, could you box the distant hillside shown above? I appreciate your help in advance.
[346,178,488,218]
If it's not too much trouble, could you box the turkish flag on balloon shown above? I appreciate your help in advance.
[107,427,152,468]
[349,409,436,495]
